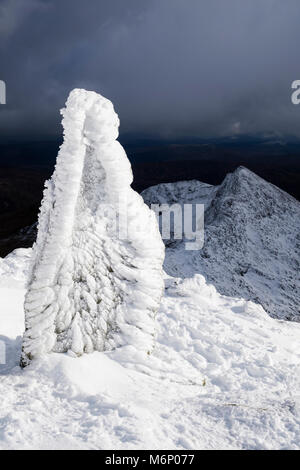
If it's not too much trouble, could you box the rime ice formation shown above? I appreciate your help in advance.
[21,89,164,366]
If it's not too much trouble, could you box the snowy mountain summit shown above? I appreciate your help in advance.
[142,167,300,321]
[1,140,300,449]
[21,89,164,366]
[1,91,300,449]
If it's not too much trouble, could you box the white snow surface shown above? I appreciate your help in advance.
[1,249,300,450]
[142,168,300,321]
[22,89,164,364]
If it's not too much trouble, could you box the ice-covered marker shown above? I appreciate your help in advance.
[21,89,164,366]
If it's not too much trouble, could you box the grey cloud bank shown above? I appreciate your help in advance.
[0,0,300,141]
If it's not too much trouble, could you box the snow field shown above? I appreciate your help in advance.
[1,250,300,449]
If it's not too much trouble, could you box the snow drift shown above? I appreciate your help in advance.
[21,89,164,366]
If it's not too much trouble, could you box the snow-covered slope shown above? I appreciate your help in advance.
[0,249,300,450]
[142,167,300,321]
[141,179,215,207]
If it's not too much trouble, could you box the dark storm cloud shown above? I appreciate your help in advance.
[1,0,300,141]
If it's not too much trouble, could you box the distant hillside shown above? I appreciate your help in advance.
[0,139,300,256]
[0,168,49,256]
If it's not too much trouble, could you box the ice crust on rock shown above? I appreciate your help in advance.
[21,89,164,365]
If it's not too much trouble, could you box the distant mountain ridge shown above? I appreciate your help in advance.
[1,166,300,321]
[142,167,300,321]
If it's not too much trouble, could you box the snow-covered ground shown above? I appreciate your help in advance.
[1,248,300,450]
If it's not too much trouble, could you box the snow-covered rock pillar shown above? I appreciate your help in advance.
[21,89,165,366]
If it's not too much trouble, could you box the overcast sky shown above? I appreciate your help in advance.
[0,0,300,142]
